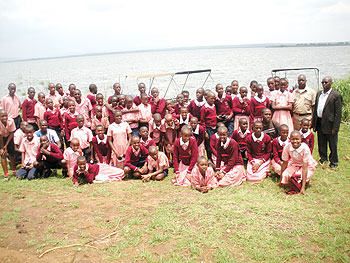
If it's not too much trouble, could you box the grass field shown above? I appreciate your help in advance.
[0,125,349,263]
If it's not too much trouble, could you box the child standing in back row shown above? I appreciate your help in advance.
[250,84,270,125]
[187,88,205,121]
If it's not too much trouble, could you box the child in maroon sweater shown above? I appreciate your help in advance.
[150,88,166,118]
[91,125,112,164]
[187,88,205,120]
[271,124,289,176]
[249,84,270,125]
[139,126,156,150]
[300,118,314,154]
[190,117,207,157]
[174,94,185,115]
[215,84,234,136]
[210,122,226,167]
[124,136,149,179]
[176,107,193,132]
[44,98,63,148]
[64,100,78,147]
[232,86,250,131]
[231,118,251,161]
[22,87,38,130]
[246,121,272,182]
[172,125,199,186]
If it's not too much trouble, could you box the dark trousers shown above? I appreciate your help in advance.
[13,115,22,130]
[317,118,338,165]
[16,167,37,180]
[82,147,91,162]
[28,122,39,131]
[205,126,217,162]
[223,117,235,137]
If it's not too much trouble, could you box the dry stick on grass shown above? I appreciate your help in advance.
[38,221,121,258]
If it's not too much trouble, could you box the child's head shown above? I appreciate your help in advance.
[125,95,133,109]
[139,126,149,139]
[74,89,82,103]
[206,91,216,106]
[95,125,105,139]
[77,156,87,171]
[48,83,56,95]
[113,110,122,124]
[8,83,16,96]
[76,114,85,128]
[118,94,126,107]
[300,118,310,133]
[256,84,264,97]
[253,121,263,137]
[40,135,50,149]
[151,87,159,98]
[215,84,224,97]
[113,83,121,95]
[38,92,46,104]
[148,146,159,160]
[273,76,280,90]
[180,107,189,120]
[56,83,63,94]
[46,98,53,110]
[39,120,48,133]
[96,93,104,106]
[89,84,98,94]
[267,77,275,91]
[181,90,189,102]
[166,99,174,111]
[231,80,239,94]
[71,138,80,152]
[153,113,162,126]
[27,87,35,99]
[216,122,225,130]
[176,94,184,105]
[239,86,248,98]
[68,84,76,94]
[131,136,140,150]
[140,93,149,105]
[110,96,118,107]
[239,118,248,132]
[68,100,76,113]
[225,86,233,95]
[25,125,35,141]
[180,125,192,143]
[0,109,8,124]
[62,96,69,107]
[218,126,228,143]
[279,124,289,140]
[196,88,204,101]
[250,80,258,92]
[279,78,287,92]
[262,108,272,122]
[20,121,28,131]
[138,83,146,94]
[164,114,174,126]
[290,130,302,149]
[190,117,199,130]
[197,156,208,174]
[94,105,103,118]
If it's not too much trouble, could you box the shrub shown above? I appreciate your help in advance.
[332,75,350,123]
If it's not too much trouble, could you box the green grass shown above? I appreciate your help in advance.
[333,75,350,122]
[0,125,349,262]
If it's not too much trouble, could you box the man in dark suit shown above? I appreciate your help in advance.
[312,76,342,168]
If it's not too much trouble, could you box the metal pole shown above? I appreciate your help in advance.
[201,72,212,89]
[163,74,174,98]
[180,73,190,93]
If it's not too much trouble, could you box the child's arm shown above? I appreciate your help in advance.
[0,136,5,156]
[279,160,288,185]
[0,132,14,156]
[300,162,308,195]
[21,152,26,168]
[108,137,119,158]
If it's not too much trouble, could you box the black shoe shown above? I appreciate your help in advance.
[329,163,338,169]
[319,159,327,164]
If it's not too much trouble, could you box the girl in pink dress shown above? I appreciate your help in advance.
[62,138,83,178]
[107,110,131,168]
[271,78,294,132]
[191,157,218,193]
[246,121,272,182]
[279,131,317,194]
[73,156,124,186]
[138,94,153,128]
[271,124,289,176]
[215,126,246,187]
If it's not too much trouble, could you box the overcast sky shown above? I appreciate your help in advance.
[0,0,349,60]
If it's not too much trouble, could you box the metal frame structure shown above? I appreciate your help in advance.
[271,67,320,90]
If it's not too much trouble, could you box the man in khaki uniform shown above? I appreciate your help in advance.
[292,75,316,130]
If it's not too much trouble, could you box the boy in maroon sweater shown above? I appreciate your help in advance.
[124,136,149,179]
[64,100,78,147]
[150,88,166,118]
[187,88,205,121]
[22,87,38,130]
[36,135,63,177]
[215,84,234,136]
[300,118,314,154]
[44,98,63,149]
[139,126,156,150]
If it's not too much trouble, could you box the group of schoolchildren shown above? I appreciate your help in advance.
[0,77,317,194]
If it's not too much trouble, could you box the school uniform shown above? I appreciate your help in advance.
[75,98,93,127]
[270,90,294,132]
[215,93,234,136]
[122,104,140,136]
[271,137,289,175]
[92,135,111,164]
[232,96,250,130]
[231,129,251,160]
[0,117,16,155]
[73,163,124,184]
[0,94,22,128]
[162,119,179,154]
[86,92,97,107]
[124,145,148,172]
[138,103,153,127]
[187,99,206,120]
[190,165,218,189]
[36,143,63,173]
[63,147,83,177]
[22,97,37,129]
[146,151,169,177]
[176,113,193,131]
[192,124,206,157]
[64,112,78,143]
[16,136,40,180]
[35,129,60,145]
[70,126,93,161]
[300,129,314,154]
[140,137,156,150]
[151,98,167,118]
[44,108,63,147]
[34,102,46,123]
[148,119,165,144]
[200,103,217,161]
[48,94,62,108]
[107,121,131,168]
[249,95,270,124]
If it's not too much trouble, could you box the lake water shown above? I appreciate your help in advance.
[0,46,350,100]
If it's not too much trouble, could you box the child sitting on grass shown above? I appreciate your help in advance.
[141,146,169,182]
[191,157,218,193]
[91,125,111,164]
[124,136,148,179]
[231,118,251,162]
[62,138,83,178]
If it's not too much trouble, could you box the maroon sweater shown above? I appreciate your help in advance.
[22,98,37,122]
[249,97,270,123]
[192,125,206,146]
[200,104,217,128]
[173,137,198,173]
[44,109,63,129]
[301,132,314,154]
[73,163,99,184]
[246,133,272,162]
[91,136,111,163]
[272,137,288,163]
[215,94,233,116]
[210,133,219,157]
[87,94,97,107]
[64,113,78,140]
[174,104,184,115]
[36,143,63,163]
[187,100,204,120]
[232,97,250,116]
[124,145,148,171]
[231,130,250,151]
[216,138,243,173]
[151,98,166,118]
[140,137,156,149]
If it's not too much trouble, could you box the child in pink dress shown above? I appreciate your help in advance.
[172,126,199,186]
[91,125,111,164]
[231,118,251,162]
[62,138,83,178]
[271,124,289,176]
[190,117,207,157]
[271,78,294,132]
[138,94,153,128]
[232,86,251,131]
[165,99,176,116]
[191,157,218,193]
[34,92,46,127]
[139,126,156,150]
[141,146,169,181]
[162,114,179,161]
[246,121,272,182]
[73,156,124,186]
[265,77,276,98]
[107,110,132,168]
[91,106,110,134]
[299,118,314,154]
[122,95,140,136]
[215,126,246,186]
[148,113,165,148]
[249,84,270,125]
[74,89,93,128]
[280,131,317,194]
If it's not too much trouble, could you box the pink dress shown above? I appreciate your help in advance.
[281,142,317,185]
[107,121,131,167]
[271,90,294,132]
[93,163,125,183]
[63,147,83,176]
[191,165,218,189]
[149,119,165,144]
[122,104,140,129]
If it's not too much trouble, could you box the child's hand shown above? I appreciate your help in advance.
[300,187,306,195]
[73,182,79,187]
[77,148,83,155]
[21,163,26,168]
[0,149,5,156]
[60,130,64,136]
[204,132,209,140]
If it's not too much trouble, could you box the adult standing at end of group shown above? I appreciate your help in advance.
[312,76,342,168]
[292,74,316,130]
[0,83,22,129]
